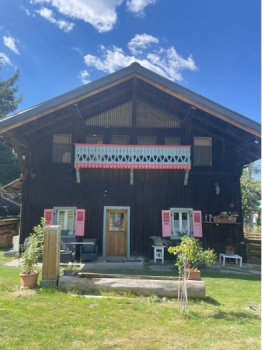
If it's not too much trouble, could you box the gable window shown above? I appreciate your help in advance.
[137,136,156,145]
[53,134,71,163]
[193,137,212,166]
[170,208,192,239]
[86,134,103,144]
[111,135,130,145]
[165,137,180,145]
[53,207,77,237]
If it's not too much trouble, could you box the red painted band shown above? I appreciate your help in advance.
[74,163,191,170]
[74,144,191,148]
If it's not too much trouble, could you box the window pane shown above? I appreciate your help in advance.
[182,212,188,232]
[173,212,179,234]
[67,210,74,235]
[165,137,180,145]
[109,213,124,231]
[53,135,71,144]
[86,135,103,144]
[58,211,65,230]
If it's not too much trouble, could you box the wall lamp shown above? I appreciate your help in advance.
[215,183,221,195]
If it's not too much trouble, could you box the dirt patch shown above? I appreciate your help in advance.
[243,305,261,316]
[11,289,36,297]
[88,302,99,307]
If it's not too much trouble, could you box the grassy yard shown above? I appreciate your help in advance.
[0,247,261,350]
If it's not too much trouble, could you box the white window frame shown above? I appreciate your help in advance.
[170,208,193,239]
[53,206,76,238]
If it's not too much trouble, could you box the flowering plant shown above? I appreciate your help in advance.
[213,211,238,219]
[225,244,235,252]
[64,261,79,271]
[186,264,199,272]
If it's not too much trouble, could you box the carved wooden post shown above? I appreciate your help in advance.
[40,225,61,287]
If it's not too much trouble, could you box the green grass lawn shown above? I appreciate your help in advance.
[0,247,261,350]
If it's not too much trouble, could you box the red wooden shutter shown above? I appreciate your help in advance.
[192,211,202,238]
[44,209,53,226]
[162,210,172,237]
[75,209,85,236]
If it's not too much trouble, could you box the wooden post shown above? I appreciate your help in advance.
[132,77,137,127]
[40,225,61,287]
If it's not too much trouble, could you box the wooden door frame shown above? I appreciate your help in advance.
[103,206,130,260]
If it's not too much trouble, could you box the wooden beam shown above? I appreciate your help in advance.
[191,122,235,145]
[236,145,251,180]
[184,116,192,145]
[184,169,189,185]
[30,119,76,142]
[132,77,137,127]
[12,138,26,179]
[137,97,180,122]
[181,106,196,127]
[76,168,80,184]
[234,136,255,152]
[11,132,29,148]
[73,104,84,122]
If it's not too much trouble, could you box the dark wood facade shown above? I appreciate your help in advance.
[0,66,261,262]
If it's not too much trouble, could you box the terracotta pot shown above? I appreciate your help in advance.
[20,271,39,289]
[154,241,164,246]
[225,250,234,256]
[213,218,237,223]
[186,271,201,280]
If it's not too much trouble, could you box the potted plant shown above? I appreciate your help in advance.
[150,236,171,247]
[63,261,79,276]
[186,264,201,280]
[168,236,216,314]
[19,218,45,289]
[225,244,235,256]
[213,211,238,223]
[176,229,188,238]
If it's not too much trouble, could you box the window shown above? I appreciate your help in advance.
[86,134,103,144]
[112,135,130,145]
[193,137,212,166]
[171,208,192,239]
[165,137,180,145]
[53,134,71,163]
[137,136,156,145]
[54,207,76,237]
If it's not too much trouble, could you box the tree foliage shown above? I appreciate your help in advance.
[0,56,23,118]
[240,162,261,222]
[0,56,22,186]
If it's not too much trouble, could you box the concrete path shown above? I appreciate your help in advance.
[149,266,173,272]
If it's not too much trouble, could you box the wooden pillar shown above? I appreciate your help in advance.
[132,77,137,128]
[40,225,61,287]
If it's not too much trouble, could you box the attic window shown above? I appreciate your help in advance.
[165,137,180,145]
[53,134,71,163]
[193,137,212,166]
[137,136,156,145]
[111,135,130,145]
[86,135,103,144]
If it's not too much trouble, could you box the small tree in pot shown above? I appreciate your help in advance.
[168,236,216,314]
[19,218,45,289]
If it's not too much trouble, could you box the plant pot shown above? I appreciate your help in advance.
[213,218,237,223]
[20,271,39,289]
[63,270,78,277]
[153,241,164,246]
[186,271,201,281]
[225,250,234,256]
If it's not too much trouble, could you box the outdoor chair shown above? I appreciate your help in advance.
[60,238,77,262]
[80,238,98,263]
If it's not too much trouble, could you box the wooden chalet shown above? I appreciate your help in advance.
[0,62,261,261]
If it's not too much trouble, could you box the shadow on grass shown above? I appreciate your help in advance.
[204,296,221,306]
[211,310,261,322]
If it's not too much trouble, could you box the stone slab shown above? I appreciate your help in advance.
[4,250,17,257]
[149,266,172,271]
[220,270,248,275]
[40,278,59,287]
[59,276,206,299]
[248,270,261,275]
[242,263,254,268]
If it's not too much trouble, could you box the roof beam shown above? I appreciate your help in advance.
[236,145,251,180]
[137,97,181,122]
[12,138,26,179]
[30,118,76,142]
[132,77,137,127]
[73,103,84,123]
[234,136,257,152]
[181,106,196,127]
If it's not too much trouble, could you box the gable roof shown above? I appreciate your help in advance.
[0,62,260,136]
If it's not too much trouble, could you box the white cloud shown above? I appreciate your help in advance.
[31,0,123,32]
[0,52,13,66]
[36,7,75,32]
[126,0,156,17]
[71,47,83,55]
[78,70,91,84]
[128,33,158,55]
[83,35,198,82]
[21,5,35,17]
[3,36,20,54]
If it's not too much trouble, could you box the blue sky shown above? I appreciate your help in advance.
[0,0,260,124]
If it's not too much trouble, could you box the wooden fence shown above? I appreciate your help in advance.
[244,233,261,265]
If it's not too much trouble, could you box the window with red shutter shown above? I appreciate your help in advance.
[44,209,53,226]
[192,211,203,238]
[162,210,171,237]
[75,209,85,236]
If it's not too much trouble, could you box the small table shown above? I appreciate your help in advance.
[219,253,242,267]
[152,245,166,264]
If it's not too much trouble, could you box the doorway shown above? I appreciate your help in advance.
[103,206,130,260]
